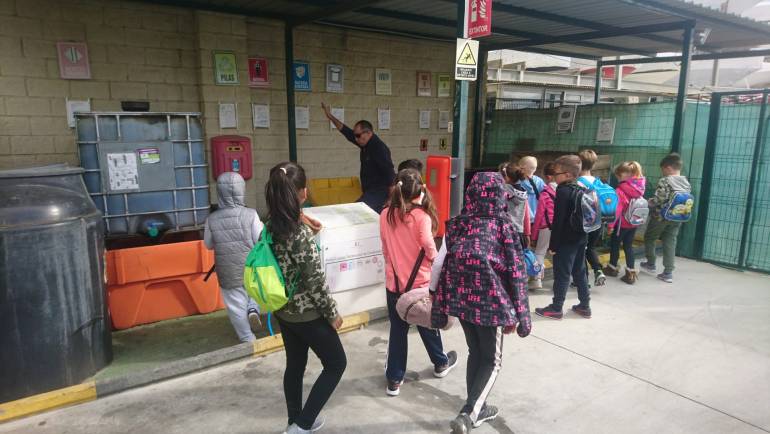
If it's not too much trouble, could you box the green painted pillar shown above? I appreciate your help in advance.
[471,49,487,168]
[672,23,694,153]
[451,0,469,217]
[284,24,298,163]
[593,59,602,104]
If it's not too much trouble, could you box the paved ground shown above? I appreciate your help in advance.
[2,258,769,434]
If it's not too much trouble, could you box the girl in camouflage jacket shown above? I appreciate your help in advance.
[265,162,346,434]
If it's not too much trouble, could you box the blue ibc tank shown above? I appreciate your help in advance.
[76,112,210,236]
[0,165,112,402]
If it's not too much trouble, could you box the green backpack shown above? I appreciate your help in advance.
[243,229,297,315]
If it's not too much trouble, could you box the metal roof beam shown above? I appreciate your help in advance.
[317,19,454,42]
[134,0,287,20]
[356,7,654,57]
[482,43,600,61]
[602,48,770,64]
[492,20,693,50]
[289,0,385,26]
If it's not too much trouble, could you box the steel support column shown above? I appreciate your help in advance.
[284,24,297,162]
[471,49,487,169]
[671,23,694,153]
[594,59,603,104]
[450,0,468,217]
[737,90,769,268]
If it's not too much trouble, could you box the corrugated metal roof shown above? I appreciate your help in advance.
[142,0,770,59]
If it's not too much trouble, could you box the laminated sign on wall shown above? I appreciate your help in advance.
[455,38,479,81]
[556,106,577,133]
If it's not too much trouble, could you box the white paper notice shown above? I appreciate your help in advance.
[219,103,237,129]
[66,99,90,128]
[252,104,270,128]
[295,106,310,129]
[596,118,616,143]
[439,110,450,129]
[107,153,139,191]
[330,107,344,130]
[378,108,390,130]
[419,110,431,129]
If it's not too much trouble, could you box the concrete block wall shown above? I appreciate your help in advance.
[0,0,476,214]
[0,0,200,169]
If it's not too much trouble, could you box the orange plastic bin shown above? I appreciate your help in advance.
[106,240,224,330]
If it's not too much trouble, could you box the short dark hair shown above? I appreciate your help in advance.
[660,153,683,170]
[354,120,373,132]
[554,155,581,178]
[543,161,558,177]
[578,149,598,171]
[398,159,423,173]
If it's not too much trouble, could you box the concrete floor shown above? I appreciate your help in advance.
[2,258,769,434]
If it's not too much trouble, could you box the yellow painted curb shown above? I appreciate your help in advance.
[0,381,97,424]
[252,311,371,357]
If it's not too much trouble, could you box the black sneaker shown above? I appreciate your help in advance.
[450,413,472,434]
[434,350,458,378]
[571,304,592,319]
[473,405,499,428]
[535,305,563,320]
[247,308,262,330]
[386,379,402,396]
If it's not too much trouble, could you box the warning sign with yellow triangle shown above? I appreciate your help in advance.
[457,42,476,66]
[455,38,479,81]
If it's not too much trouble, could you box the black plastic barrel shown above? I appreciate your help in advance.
[0,165,112,402]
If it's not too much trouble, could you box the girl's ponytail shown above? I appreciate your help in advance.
[386,169,438,234]
[265,162,307,240]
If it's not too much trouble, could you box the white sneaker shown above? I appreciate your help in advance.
[283,417,324,434]
[248,308,262,331]
[529,278,543,290]
[284,423,311,434]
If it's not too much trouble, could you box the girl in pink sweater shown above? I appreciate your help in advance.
[379,169,457,397]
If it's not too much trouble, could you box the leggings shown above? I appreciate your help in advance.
[460,320,503,425]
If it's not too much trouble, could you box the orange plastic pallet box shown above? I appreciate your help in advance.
[106,240,224,330]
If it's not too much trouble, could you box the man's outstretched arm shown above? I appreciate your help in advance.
[322,102,358,147]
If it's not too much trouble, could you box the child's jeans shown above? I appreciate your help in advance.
[585,228,603,275]
[610,227,637,269]
[644,218,681,273]
[552,239,590,311]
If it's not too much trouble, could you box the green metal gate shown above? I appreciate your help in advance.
[695,89,770,272]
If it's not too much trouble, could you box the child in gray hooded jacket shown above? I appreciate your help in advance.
[204,172,263,342]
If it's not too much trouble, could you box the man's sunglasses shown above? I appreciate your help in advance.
[354,131,370,139]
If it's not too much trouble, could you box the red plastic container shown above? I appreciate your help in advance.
[426,155,452,237]
[105,241,224,329]
[211,135,253,180]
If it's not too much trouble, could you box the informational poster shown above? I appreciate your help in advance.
[439,110,450,129]
[107,153,139,191]
[330,107,344,130]
[417,71,432,97]
[66,99,90,128]
[219,103,237,129]
[295,106,310,129]
[556,105,577,133]
[57,42,91,80]
[252,104,270,128]
[248,57,269,87]
[293,61,311,92]
[137,147,160,164]
[466,0,492,39]
[455,38,479,81]
[419,110,431,129]
[375,68,392,95]
[378,108,391,130]
[596,118,616,143]
[437,75,451,97]
[326,64,344,93]
[213,51,238,85]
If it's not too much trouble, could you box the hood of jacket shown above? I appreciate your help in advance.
[462,172,510,219]
[665,175,691,191]
[216,172,246,208]
[503,183,528,205]
[618,176,646,198]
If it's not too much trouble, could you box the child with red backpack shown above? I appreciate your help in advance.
[431,172,532,434]
[603,161,647,285]
[530,162,558,289]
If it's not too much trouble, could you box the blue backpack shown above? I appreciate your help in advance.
[661,190,695,222]
[579,176,618,223]
[522,248,543,277]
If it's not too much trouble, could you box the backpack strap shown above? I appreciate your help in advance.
[528,177,541,199]
[543,190,555,230]
[404,249,426,293]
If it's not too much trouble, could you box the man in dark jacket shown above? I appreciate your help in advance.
[322,102,395,213]
[535,155,592,320]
